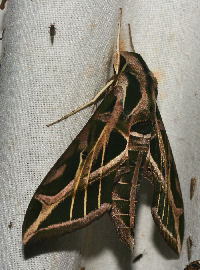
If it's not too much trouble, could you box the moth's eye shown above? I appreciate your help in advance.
[82,151,88,159]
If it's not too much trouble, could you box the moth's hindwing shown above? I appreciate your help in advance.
[22,74,129,245]
[146,106,184,255]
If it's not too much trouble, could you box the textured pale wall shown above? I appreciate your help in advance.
[0,1,200,270]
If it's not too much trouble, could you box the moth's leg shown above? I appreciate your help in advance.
[90,102,98,115]
[47,78,114,127]
[128,24,135,53]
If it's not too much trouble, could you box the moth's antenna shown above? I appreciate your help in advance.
[116,8,122,75]
[128,24,135,52]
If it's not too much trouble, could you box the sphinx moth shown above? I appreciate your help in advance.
[22,9,184,255]
[185,260,200,270]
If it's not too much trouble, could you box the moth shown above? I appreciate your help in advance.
[184,260,200,270]
[190,177,197,200]
[49,24,56,45]
[187,236,192,261]
[22,9,184,255]
[0,0,7,10]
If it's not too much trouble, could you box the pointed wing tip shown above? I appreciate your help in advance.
[22,232,33,246]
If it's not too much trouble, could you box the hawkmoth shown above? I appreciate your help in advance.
[190,177,197,200]
[22,9,184,255]
[49,24,56,45]
[184,260,200,270]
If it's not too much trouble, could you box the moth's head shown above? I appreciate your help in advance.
[117,51,150,74]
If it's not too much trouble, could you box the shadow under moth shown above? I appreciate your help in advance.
[22,9,184,255]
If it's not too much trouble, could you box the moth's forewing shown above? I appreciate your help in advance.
[149,106,184,255]
[184,260,200,270]
[22,77,129,245]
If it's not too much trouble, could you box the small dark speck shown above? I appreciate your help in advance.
[8,221,13,229]
[133,253,143,263]
[49,24,56,45]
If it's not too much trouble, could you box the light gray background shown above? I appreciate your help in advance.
[0,0,200,269]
